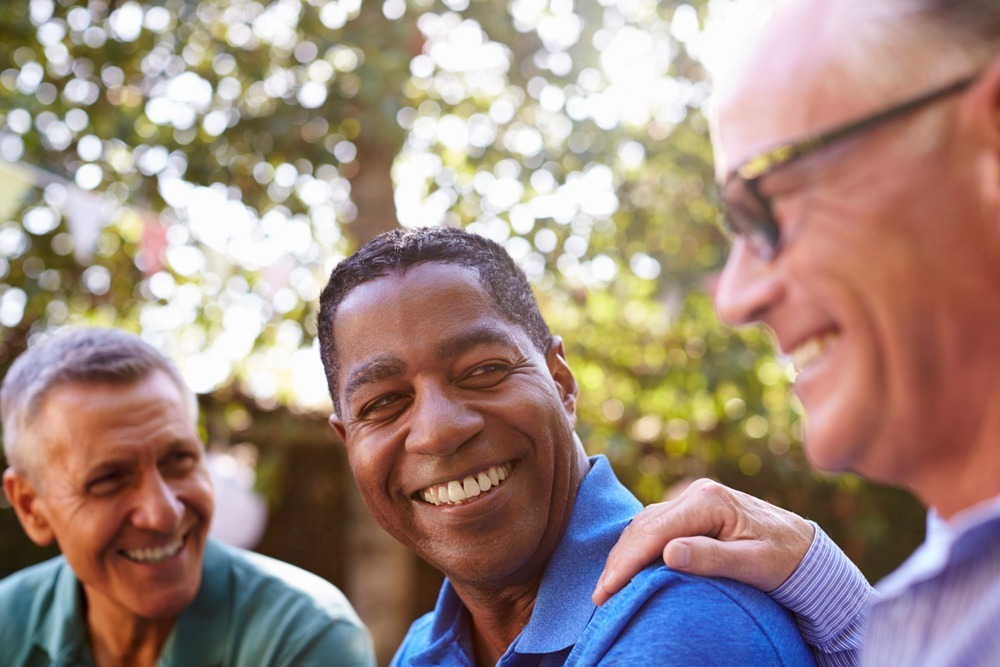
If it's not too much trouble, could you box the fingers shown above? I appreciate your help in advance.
[593,480,726,605]
[664,537,777,591]
[593,479,815,604]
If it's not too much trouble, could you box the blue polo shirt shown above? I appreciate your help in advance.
[0,539,374,666]
[392,456,814,666]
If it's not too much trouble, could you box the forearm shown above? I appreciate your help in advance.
[770,522,876,667]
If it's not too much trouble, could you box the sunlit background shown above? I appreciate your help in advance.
[0,1,925,663]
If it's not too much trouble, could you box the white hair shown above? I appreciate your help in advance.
[704,0,999,159]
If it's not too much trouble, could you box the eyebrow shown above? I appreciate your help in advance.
[434,324,520,361]
[343,355,407,407]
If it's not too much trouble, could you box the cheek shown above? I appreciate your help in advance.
[346,436,398,512]
[188,474,216,518]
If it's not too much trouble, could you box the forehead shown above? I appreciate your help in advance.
[332,263,526,370]
[711,0,880,177]
[35,371,195,465]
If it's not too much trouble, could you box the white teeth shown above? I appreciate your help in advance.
[123,538,183,563]
[420,464,513,506]
[791,333,838,372]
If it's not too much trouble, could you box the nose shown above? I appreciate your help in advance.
[714,239,784,326]
[405,383,484,457]
[131,472,185,532]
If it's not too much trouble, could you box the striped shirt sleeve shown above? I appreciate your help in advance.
[769,522,876,667]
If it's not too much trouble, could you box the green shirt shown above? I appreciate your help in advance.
[0,539,374,666]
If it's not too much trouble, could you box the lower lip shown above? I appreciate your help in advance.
[794,339,839,393]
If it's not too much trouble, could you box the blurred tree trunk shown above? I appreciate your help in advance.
[343,144,415,665]
[347,147,400,244]
[343,482,416,666]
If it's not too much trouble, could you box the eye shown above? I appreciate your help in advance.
[460,362,511,388]
[160,449,199,476]
[86,470,127,496]
[358,392,409,420]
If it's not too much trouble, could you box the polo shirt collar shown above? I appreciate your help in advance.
[159,539,230,666]
[35,558,91,666]
[514,455,639,654]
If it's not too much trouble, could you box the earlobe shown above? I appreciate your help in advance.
[971,58,1000,147]
[546,336,579,417]
[3,469,55,547]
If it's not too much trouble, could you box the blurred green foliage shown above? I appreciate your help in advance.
[1,0,923,590]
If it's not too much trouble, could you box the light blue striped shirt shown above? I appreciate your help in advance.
[771,496,1000,667]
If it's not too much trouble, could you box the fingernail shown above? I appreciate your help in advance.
[669,543,690,568]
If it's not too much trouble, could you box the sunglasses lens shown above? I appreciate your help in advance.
[721,177,779,259]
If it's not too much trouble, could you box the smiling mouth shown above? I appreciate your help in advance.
[120,534,185,564]
[418,463,512,506]
[791,332,839,372]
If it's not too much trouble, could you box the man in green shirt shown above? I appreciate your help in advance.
[0,327,374,667]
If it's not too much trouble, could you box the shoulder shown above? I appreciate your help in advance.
[0,557,67,619]
[573,566,814,666]
[225,543,361,620]
[212,543,374,666]
[0,556,64,599]
[0,558,69,664]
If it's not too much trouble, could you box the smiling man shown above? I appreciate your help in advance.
[0,328,374,667]
[318,227,814,666]
[593,1,1000,666]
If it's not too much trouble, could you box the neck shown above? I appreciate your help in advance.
[910,382,1000,520]
[86,598,175,667]
[455,581,539,666]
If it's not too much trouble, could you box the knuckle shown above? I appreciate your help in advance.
[631,505,660,531]
[692,478,726,500]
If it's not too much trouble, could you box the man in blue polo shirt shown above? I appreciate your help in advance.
[0,328,374,666]
[318,227,813,665]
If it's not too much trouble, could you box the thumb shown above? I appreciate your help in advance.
[664,537,777,591]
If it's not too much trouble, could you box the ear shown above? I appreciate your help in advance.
[328,413,347,444]
[3,468,56,547]
[981,58,1000,141]
[545,336,578,420]
[967,58,1000,187]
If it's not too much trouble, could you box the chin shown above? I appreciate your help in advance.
[801,423,862,475]
[133,590,200,620]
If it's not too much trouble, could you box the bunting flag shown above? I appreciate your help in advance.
[0,160,34,222]
[65,188,108,264]
[140,211,168,275]
[2,158,166,268]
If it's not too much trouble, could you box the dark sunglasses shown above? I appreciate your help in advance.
[719,73,980,260]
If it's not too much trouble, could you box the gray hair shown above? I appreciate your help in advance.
[843,0,1000,95]
[1,328,198,481]
[707,0,999,164]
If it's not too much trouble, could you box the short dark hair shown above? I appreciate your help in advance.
[318,227,552,414]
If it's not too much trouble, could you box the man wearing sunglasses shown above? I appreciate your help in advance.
[593,1,1000,665]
